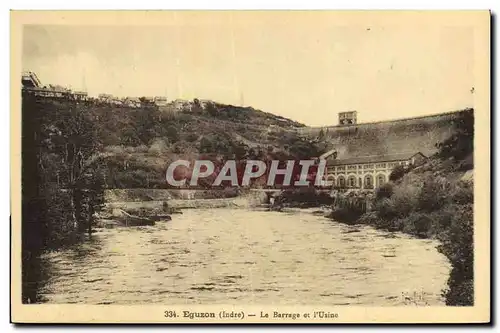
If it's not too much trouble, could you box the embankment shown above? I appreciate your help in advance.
[329,157,474,306]
[104,188,268,213]
[299,109,470,158]
[106,198,249,211]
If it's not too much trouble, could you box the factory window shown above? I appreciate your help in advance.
[338,176,346,188]
[376,174,386,188]
[348,175,357,187]
[364,174,373,189]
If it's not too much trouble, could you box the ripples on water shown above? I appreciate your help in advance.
[39,209,450,305]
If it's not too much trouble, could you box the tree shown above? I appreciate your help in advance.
[389,165,406,182]
[436,109,474,161]
[21,94,106,303]
[165,125,180,143]
[318,128,325,140]
[46,105,104,231]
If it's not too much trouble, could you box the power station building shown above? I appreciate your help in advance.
[321,150,427,190]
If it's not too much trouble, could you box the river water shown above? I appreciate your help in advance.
[39,209,450,305]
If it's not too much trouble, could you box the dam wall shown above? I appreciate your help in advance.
[298,109,471,159]
[104,188,268,211]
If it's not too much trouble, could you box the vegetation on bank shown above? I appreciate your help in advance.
[22,93,107,303]
[271,187,333,209]
[84,98,324,189]
[329,109,474,306]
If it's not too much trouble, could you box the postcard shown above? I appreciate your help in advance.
[10,10,490,324]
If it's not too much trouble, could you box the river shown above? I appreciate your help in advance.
[38,209,450,305]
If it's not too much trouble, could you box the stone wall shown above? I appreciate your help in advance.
[299,109,470,159]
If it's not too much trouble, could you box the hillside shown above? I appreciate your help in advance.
[24,93,471,191]
[300,110,472,159]
[23,95,321,190]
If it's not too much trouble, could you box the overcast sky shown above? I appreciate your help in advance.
[22,12,475,126]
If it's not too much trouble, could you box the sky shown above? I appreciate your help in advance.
[21,12,475,126]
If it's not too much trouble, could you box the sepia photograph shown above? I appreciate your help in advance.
[10,10,490,323]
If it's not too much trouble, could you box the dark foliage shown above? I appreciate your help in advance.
[389,165,407,182]
[328,207,364,224]
[436,108,474,161]
[375,183,393,200]
[22,94,106,303]
[277,187,332,207]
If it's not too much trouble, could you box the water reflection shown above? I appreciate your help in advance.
[39,209,450,305]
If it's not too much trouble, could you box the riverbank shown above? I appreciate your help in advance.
[39,208,449,305]
[105,197,253,212]
[328,155,473,306]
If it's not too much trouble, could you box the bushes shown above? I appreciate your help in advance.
[450,180,474,205]
[436,109,474,161]
[148,138,169,156]
[374,198,398,220]
[356,170,474,305]
[278,188,333,207]
[22,95,106,302]
[443,279,474,306]
[41,185,79,247]
[426,205,454,237]
[437,204,473,276]
[338,110,475,305]
[342,166,474,305]
[418,175,450,212]
[185,133,199,143]
[377,182,419,219]
[436,203,474,305]
[329,207,364,224]
[401,212,433,238]
[389,165,406,182]
[375,183,393,200]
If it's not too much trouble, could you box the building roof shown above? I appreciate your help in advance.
[326,152,425,166]
[24,86,70,93]
[319,149,338,159]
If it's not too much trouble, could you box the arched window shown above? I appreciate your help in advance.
[338,176,346,188]
[348,175,357,188]
[376,174,386,188]
[364,174,373,189]
[326,174,335,187]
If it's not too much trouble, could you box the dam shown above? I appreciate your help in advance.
[297,109,472,191]
[298,109,470,159]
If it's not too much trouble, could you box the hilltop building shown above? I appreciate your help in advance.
[143,96,156,103]
[22,71,42,88]
[169,99,194,111]
[154,96,168,106]
[22,72,90,101]
[338,111,357,125]
[98,94,113,102]
[72,91,88,101]
[123,97,141,108]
